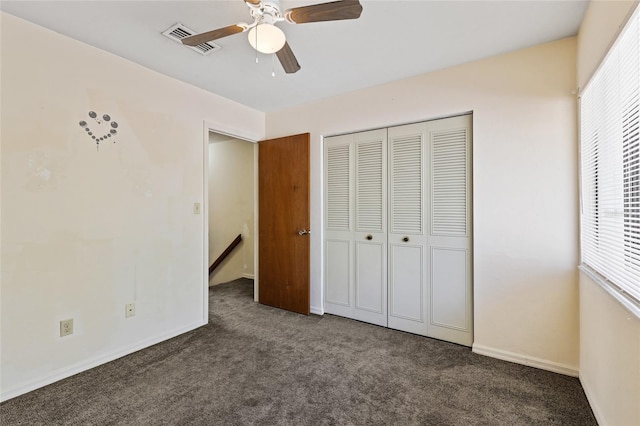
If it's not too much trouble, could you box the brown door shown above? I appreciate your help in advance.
[258,133,310,314]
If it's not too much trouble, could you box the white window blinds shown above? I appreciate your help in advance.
[580,5,640,308]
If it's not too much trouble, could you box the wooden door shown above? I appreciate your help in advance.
[258,133,310,314]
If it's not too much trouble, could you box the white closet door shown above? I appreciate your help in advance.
[387,122,429,336]
[324,129,387,325]
[426,114,473,346]
[324,135,354,318]
[324,114,473,347]
[353,130,387,326]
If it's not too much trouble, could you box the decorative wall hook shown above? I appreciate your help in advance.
[79,111,119,151]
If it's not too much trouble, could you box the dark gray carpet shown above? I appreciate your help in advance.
[1,278,596,425]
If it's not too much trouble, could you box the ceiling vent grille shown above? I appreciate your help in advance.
[162,23,221,56]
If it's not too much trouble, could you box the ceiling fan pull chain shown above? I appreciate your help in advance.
[272,54,275,77]
[255,24,259,63]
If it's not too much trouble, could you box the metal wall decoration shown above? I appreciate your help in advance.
[79,111,119,150]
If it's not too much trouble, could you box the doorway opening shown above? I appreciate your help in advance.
[207,131,258,299]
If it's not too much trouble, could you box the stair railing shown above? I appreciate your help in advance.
[210,234,242,275]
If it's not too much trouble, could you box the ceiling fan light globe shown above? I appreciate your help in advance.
[248,24,286,54]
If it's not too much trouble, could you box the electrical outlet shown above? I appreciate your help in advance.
[60,319,73,337]
[125,303,135,318]
[193,203,201,214]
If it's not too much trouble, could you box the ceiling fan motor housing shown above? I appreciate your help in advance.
[249,1,284,26]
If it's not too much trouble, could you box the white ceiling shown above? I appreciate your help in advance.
[1,0,589,112]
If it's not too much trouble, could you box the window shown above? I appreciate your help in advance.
[580,5,640,313]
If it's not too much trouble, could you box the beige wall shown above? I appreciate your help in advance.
[267,37,580,374]
[0,13,265,401]
[577,0,639,89]
[576,1,640,425]
[579,272,640,425]
[208,136,255,285]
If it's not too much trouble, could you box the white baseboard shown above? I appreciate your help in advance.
[579,373,605,426]
[1,320,206,402]
[242,273,255,279]
[310,305,324,316]
[472,344,578,377]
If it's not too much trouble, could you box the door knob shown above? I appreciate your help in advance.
[298,229,311,236]
[366,234,373,240]
[402,236,409,242]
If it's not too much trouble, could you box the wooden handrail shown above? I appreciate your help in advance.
[210,234,242,275]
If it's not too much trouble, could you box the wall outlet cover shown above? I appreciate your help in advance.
[125,303,135,318]
[60,319,73,337]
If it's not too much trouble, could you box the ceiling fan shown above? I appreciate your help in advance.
[181,0,363,74]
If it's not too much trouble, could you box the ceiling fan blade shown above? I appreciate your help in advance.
[285,0,362,24]
[276,42,301,74]
[244,0,261,4]
[181,25,244,46]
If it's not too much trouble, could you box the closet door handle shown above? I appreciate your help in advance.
[402,236,409,242]
[366,234,373,240]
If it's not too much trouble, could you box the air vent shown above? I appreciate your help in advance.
[162,23,221,56]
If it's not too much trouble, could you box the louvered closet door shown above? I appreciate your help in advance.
[324,115,473,347]
[387,122,429,336]
[324,135,354,319]
[353,130,387,326]
[426,114,473,346]
[324,130,387,325]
